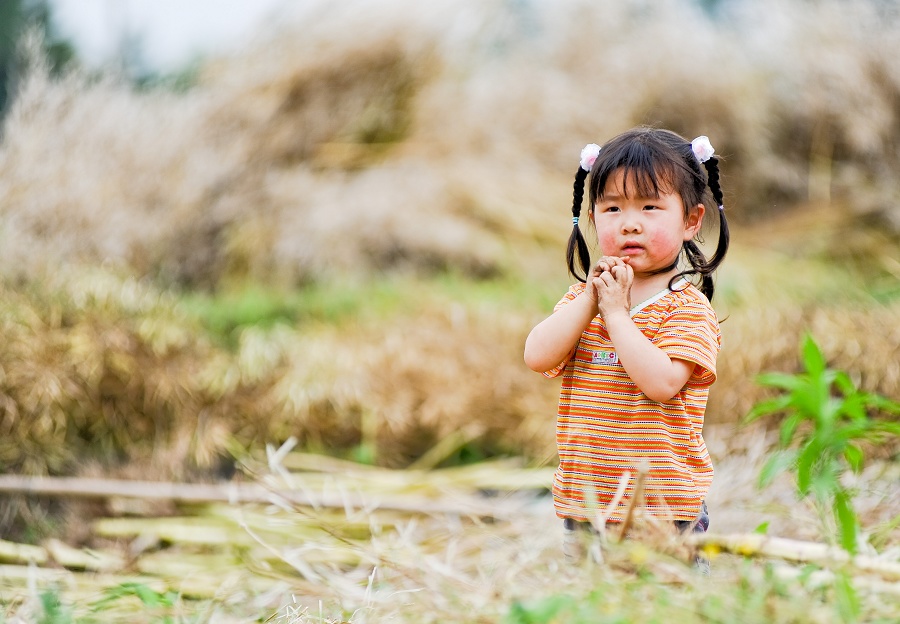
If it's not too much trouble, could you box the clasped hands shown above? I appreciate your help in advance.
[587,256,633,318]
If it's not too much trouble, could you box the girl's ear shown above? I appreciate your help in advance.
[683,203,706,240]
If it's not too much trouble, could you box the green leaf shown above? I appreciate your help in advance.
[796,439,823,495]
[753,521,770,535]
[843,444,864,474]
[833,371,857,396]
[836,385,871,422]
[797,564,819,583]
[801,334,827,378]
[833,570,861,623]
[793,385,823,422]
[134,583,165,607]
[832,422,868,445]
[871,421,900,437]
[91,583,175,611]
[744,395,793,423]
[39,589,71,624]
[868,393,900,415]
[506,594,573,623]
[759,450,795,489]
[810,465,839,507]
[778,413,804,447]
[834,490,859,555]
[755,372,804,391]
[820,397,843,424]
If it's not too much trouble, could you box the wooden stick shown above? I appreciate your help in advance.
[0,474,523,519]
[689,533,900,581]
[0,539,48,565]
[772,563,900,596]
[617,462,648,541]
[594,470,630,534]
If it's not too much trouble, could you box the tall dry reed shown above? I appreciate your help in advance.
[0,0,898,484]
[2,0,900,288]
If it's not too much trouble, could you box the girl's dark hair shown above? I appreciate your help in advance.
[566,126,730,301]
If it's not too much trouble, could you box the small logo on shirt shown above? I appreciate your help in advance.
[591,350,618,365]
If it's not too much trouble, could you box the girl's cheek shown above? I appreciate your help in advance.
[596,231,617,253]
[648,230,683,256]
[647,231,665,247]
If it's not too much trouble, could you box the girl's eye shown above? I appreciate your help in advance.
[643,205,658,211]
[605,206,620,213]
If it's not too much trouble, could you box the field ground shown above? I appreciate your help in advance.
[1,2,899,619]
[1,423,898,622]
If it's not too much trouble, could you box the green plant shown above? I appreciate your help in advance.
[89,582,179,622]
[746,333,900,553]
[38,588,72,624]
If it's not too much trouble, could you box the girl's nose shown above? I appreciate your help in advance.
[621,214,642,233]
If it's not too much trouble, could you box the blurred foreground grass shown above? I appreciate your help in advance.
[1,439,898,623]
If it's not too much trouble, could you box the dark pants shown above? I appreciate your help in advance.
[562,501,711,569]
[675,500,710,534]
[563,501,710,534]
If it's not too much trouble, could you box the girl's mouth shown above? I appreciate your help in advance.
[621,242,644,254]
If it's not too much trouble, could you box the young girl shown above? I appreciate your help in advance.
[524,126,730,557]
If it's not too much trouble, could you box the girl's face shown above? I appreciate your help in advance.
[592,168,705,277]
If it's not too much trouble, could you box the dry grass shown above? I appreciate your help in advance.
[0,213,898,478]
[3,437,897,623]
[0,266,557,481]
[0,3,898,616]
[2,0,900,288]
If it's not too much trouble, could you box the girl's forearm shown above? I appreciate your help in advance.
[603,310,694,402]
[524,292,597,372]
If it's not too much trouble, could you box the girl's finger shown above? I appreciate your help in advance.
[597,256,622,274]
[599,271,617,288]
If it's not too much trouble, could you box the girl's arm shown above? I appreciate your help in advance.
[596,265,695,403]
[524,288,598,373]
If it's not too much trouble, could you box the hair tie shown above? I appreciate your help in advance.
[572,216,580,225]
[691,136,715,163]
[580,143,601,171]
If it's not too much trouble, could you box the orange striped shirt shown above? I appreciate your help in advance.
[545,281,720,523]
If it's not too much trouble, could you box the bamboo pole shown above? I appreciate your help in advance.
[0,474,526,518]
[689,533,900,581]
[43,538,125,572]
[772,563,900,597]
[0,540,48,565]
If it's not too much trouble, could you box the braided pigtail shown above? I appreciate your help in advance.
[682,240,714,302]
[567,143,601,283]
[672,138,731,302]
[567,166,591,282]
[703,156,729,270]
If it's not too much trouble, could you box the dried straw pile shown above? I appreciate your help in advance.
[0,0,898,485]
[3,0,900,286]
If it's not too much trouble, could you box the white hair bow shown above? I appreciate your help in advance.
[580,143,601,171]
[691,136,715,163]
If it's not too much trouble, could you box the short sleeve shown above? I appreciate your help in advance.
[542,283,587,379]
[654,299,721,387]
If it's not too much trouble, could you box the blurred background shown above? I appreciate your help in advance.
[0,0,898,535]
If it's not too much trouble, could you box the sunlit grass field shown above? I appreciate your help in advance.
[0,0,899,621]
[0,221,897,622]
